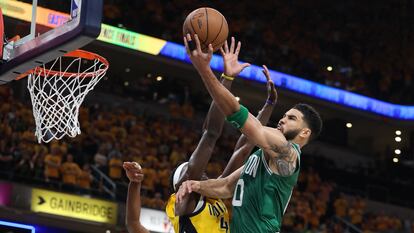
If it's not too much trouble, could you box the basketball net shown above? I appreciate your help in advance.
[26,50,109,143]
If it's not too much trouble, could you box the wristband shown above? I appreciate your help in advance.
[266,99,275,105]
[221,73,234,81]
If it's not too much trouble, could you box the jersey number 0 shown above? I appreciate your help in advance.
[232,179,244,206]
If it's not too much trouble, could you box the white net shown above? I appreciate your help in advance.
[27,50,108,143]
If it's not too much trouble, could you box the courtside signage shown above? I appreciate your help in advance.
[3,0,414,120]
[97,24,166,55]
[31,188,118,224]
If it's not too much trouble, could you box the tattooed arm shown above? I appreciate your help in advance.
[269,142,298,177]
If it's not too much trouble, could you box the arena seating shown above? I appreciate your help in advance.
[1,85,413,232]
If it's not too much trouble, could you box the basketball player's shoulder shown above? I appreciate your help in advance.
[165,194,176,218]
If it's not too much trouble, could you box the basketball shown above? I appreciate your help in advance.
[183,7,228,52]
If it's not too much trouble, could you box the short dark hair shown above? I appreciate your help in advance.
[293,103,322,141]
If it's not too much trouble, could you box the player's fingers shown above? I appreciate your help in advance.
[268,81,275,91]
[263,65,270,75]
[262,70,270,82]
[194,34,202,53]
[241,63,251,69]
[262,65,270,81]
[208,44,214,57]
[176,192,181,203]
[230,37,235,54]
[219,47,225,56]
[224,39,229,53]
[235,41,241,56]
[183,36,191,55]
[188,182,194,193]
[132,162,141,169]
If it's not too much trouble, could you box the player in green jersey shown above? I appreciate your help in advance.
[176,34,323,233]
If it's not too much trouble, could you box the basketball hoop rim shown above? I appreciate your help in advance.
[16,49,109,80]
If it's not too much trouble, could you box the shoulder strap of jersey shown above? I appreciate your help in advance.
[291,142,301,165]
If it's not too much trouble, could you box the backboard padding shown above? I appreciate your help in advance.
[0,0,102,84]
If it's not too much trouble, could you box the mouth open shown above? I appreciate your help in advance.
[276,124,282,131]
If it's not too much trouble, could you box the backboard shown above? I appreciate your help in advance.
[0,0,103,84]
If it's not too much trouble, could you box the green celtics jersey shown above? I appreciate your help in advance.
[230,144,301,233]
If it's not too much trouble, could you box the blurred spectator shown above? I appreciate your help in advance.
[44,144,63,183]
[334,193,349,218]
[147,192,165,210]
[0,150,14,177]
[108,151,123,181]
[94,144,108,172]
[61,154,82,188]
[14,149,34,180]
[77,163,93,190]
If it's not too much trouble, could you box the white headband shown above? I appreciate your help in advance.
[173,162,188,191]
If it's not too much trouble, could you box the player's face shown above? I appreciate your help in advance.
[276,109,306,141]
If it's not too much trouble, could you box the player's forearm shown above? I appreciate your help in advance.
[126,182,149,233]
[220,145,252,178]
[232,102,274,151]
[203,78,233,136]
[257,101,275,126]
[197,67,240,116]
[198,177,234,199]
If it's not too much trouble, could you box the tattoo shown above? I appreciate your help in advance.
[270,142,297,177]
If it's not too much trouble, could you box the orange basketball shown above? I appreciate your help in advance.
[183,7,229,52]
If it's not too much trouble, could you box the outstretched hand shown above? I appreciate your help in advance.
[123,162,144,183]
[220,37,250,78]
[184,34,213,72]
[262,65,277,103]
[175,180,201,204]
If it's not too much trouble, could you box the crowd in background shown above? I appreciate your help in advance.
[1,85,413,233]
[100,0,414,104]
[2,0,414,232]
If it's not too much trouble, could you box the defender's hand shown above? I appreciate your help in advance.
[262,65,277,103]
[123,162,144,183]
[220,37,250,78]
[184,34,213,72]
[175,180,201,204]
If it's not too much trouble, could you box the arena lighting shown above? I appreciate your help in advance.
[0,220,35,233]
[346,123,352,128]
[395,149,401,155]
[159,41,414,120]
[395,137,402,142]
[124,81,129,86]
[125,68,131,73]
[3,0,414,120]
[156,76,163,81]
[393,157,399,163]
[327,66,333,71]
[235,97,240,102]
[395,130,402,135]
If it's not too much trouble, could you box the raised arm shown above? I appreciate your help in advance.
[124,162,149,233]
[185,78,231,180]
[221,66,278,177]
[184,34,287,156]
[176,166,244,203]
[175,38,250,216]
[233,65,277,151]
